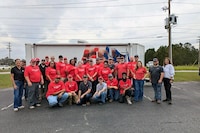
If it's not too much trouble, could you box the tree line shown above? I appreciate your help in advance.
[145,42,199,66]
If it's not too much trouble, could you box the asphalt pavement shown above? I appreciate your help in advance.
[0,82,200,133]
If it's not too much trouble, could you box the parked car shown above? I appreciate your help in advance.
[146,61,153,68]
[0,65,11,70]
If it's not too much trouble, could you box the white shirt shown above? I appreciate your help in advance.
[163,64,175,79]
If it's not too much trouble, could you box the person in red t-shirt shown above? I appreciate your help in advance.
[45,56,50,66]
[94,58,103,77]
[99,60,112,82]
[133,61,147,102]
[118,72,132,104]
[46,61,57,87]
[56,55,66,81]
[75,61,86,86]
[115,56,128,80]
[46,75,69,107]
[86,59,98,95]
[107,74,119,102]
[67,59,76,80]
[65,74,78,105]
[24,58,44,109]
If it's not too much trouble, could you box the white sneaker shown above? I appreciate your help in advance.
[36,104,41,107]
[18,105,25,109]
[126,97,132,105]
[29,106,35,109]
[14,108,18,112]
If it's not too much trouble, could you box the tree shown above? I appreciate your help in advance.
[145,48,156,64]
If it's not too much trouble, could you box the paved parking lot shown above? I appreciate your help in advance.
[0,82,200,133]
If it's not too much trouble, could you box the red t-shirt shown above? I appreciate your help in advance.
[75,67,86,81]
[56,61,66,78]
[99,67,112,82]
[24,65,41,82]
[94,63,103,76]
[119,79,132,94]
[106,78,118,89]
[68,65,76,80]
[127,62,137,78]
[65,81,78,93]
[116,63,128,79]
[134,67,147,80]
[46,81,65,97]
[86,65,97,80]
[82,63,89,69]
[45,67,57,81]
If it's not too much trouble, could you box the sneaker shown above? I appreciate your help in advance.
[82,104,86,107]
[18,105,25,109]
[35,104,41,107]
[126,97,132,105]
[29,106,35,109]
[168,100,172,105]
[86,102,90,106]
[109,99,113,103]
[58,103,63,107]
[157,100,161,104]
[151,99,157,102]
[162,99,168,102]
[14,108,18,112]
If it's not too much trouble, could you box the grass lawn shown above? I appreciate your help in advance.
[174,65,199,70]
[0,74,12,89]
[174,72,200,82]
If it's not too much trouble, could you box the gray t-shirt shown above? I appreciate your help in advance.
[96,82,107,93]
[149,65,164,83]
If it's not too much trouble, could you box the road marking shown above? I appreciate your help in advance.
[144,95,152,101]
[1,97,24,111]
[55,128,64,132]
[84,113,89,126]
[172,86,182,90]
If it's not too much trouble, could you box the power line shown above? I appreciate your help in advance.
[0,2,166,9]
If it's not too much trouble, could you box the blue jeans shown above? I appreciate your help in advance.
[47,93,69,107]
[79,93,92,104]
[152,83,162,100]
[109,89,119,101]
[92,92,107,103]
[134,80,144,101]
[14,80,24,108]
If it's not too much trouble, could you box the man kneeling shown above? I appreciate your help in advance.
[46,75,69,107]
[92,76,107,104]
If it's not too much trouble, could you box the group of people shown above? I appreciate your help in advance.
[10,54,174,112]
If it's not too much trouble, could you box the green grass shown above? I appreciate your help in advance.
[175,65,199,70]
[174,72,200,82]
[0,74,12,89]
[0,69,10,72]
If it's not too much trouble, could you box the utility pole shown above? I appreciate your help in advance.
[198,37,200,66]
[168,0,172,63]
[7,42,11,59]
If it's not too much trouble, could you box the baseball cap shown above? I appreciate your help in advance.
[64,57,67,60]
[98,76,103,80]
[153,58,158,62]
[58,55,63,58]
[134,55,139,57]
[108,57,113,60]
[108,74,113,78]
[68,74,73,78]
[83,75,88,78]
[21,59,26,63]
[122,72,127,75]
[35,58,40,62]
[96,58,100,61]
[45,56,49,58]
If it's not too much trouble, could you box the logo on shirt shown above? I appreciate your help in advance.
[53,85,61,89]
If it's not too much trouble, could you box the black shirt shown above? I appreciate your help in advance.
[149,65,164,84]
[79,81,92,94]
[39,64,47,79]
[11,66,25,81]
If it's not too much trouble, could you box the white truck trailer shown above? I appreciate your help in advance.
[25,43,145,64]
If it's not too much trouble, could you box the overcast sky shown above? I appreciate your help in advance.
[0,0,200,59]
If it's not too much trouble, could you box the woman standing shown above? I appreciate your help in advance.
[134,61,147,102]
[45,61,57,86]
[11,59,25,112]
[163,57,175,104]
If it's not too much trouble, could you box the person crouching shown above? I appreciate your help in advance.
[92,76,107,104]
[119,72,133,105]
[46,75,69,107]
[65,74,78,105]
